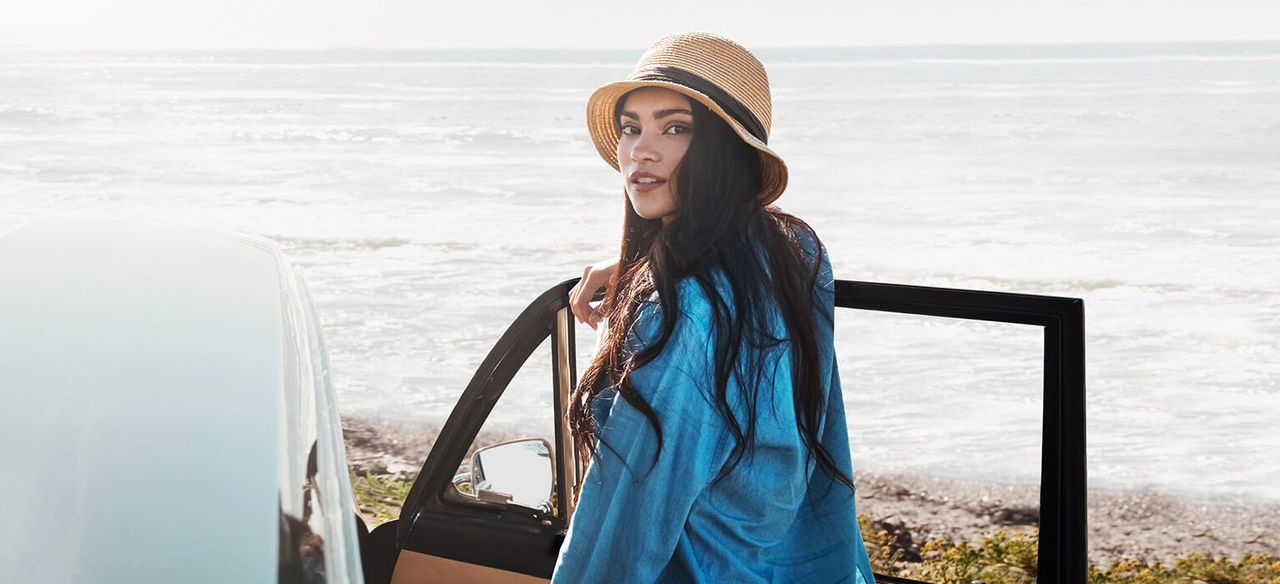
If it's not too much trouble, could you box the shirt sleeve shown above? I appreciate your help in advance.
[552,281,733,583]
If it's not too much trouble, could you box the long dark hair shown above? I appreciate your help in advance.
[568,93,854,493]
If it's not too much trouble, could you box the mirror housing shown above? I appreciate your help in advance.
[468,439,554,514]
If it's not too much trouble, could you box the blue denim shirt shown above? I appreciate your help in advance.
[552,246,875,584]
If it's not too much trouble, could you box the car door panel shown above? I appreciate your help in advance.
[390,550,549,584]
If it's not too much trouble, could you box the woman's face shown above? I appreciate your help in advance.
[616,87,694,224]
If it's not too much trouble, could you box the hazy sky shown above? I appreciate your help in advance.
[3,0,1277,49]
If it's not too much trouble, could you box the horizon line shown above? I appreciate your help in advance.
[4,38,1280,52]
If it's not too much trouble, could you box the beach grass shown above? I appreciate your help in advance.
[860,514,1280,584]
[1086,554,1280,584]
[351,470,416,526]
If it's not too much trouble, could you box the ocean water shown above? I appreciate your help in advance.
[2,42,1277,506]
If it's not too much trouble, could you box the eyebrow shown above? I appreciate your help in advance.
[619,108,695,120]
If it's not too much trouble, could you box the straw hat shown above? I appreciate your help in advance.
[586,32,788,205]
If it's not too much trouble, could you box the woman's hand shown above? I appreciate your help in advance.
[569,259,617,330]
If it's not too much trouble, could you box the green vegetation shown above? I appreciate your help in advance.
[1087,555,1280,584]
[350,471,415,526]
[862,517,1280,584]
[861,517,1039,584]
[353,471,1279,583]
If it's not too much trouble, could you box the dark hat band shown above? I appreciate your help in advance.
[634,66,768,144]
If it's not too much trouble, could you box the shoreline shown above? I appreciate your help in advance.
[341,414,1279,566]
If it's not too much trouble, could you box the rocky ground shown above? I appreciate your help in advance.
[343,414,1279,567]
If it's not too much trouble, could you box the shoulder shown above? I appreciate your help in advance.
[774,215,835,317]
[765,206,831,274]
[789,218,830,269]
[636,261,732,316]
[632,276,723,346]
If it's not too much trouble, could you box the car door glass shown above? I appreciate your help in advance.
[451,337,557,509]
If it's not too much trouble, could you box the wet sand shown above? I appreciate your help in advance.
[342,414,1279,566]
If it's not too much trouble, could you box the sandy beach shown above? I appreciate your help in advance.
[342,414,1278,567]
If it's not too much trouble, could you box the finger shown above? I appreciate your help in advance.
[570,295,590,324]
[570,289,588,326]
[569,281,583,311]
[570,267,594,324]
[572,300,592,325]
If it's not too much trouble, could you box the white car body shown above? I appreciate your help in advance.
[0,216,363,584]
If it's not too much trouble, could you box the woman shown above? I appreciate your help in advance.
[552,33,875,584]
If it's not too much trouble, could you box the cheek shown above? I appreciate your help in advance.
[669,141,691,167]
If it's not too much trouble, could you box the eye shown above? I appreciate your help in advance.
[664,124,690,135]
[619,124,640,136]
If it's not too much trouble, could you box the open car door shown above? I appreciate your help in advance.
[368,282,579,584]
[365,279,1086,584]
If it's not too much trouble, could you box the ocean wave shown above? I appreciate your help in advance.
[138,88,588,103]
[229,125,582,145]
[9,51,1276,71]
[770,53,1280,69]
[1,60,633,71]
[0,162,41,175]
[0,105,71,124]
[776,84,1280,102]
[271,235,415,252]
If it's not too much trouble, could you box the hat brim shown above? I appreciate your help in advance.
[587,80,789,206]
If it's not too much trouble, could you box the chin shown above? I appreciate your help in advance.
[628,197,676,223]
[633,209,673,222]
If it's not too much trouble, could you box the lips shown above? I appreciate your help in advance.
[628,170,667,192]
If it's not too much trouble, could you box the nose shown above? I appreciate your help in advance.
[627,132,660,164]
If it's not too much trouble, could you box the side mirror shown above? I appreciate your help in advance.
[469,439,554,515]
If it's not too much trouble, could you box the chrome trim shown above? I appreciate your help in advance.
[552,307,580,520]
